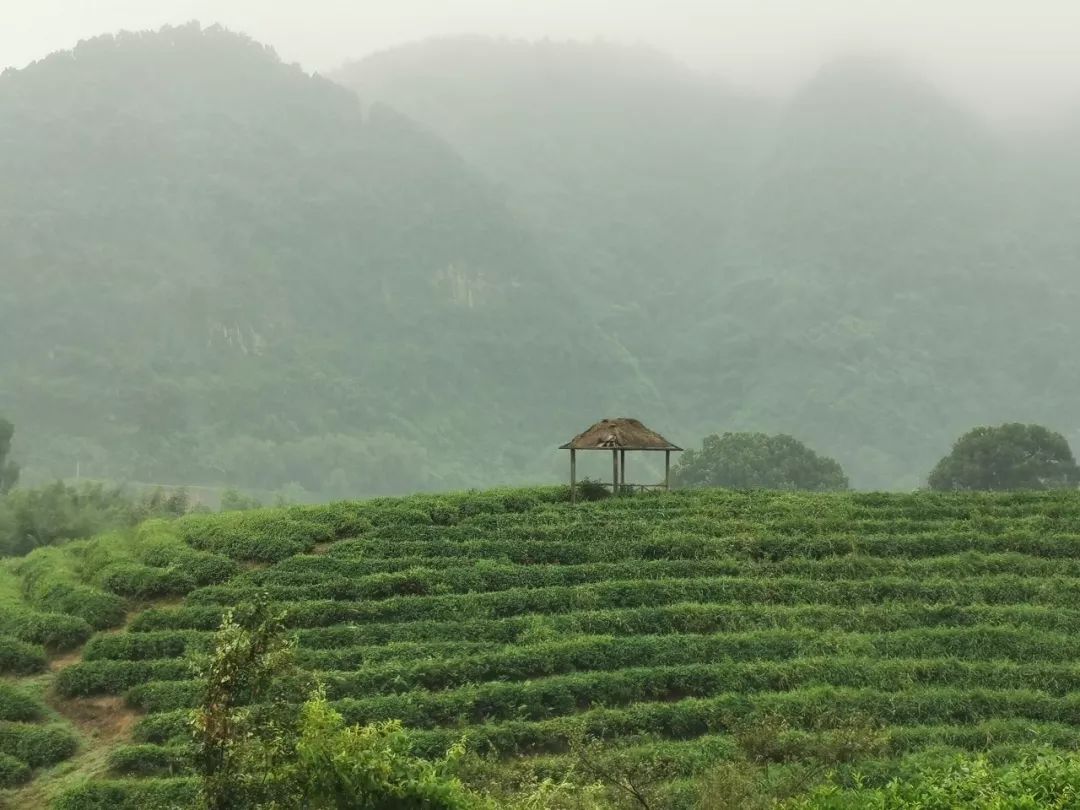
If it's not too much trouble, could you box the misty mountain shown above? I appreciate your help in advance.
[0,24,650,496]
[338,37,769,311]
[4,26,1080,494]
[339,39,1080,489]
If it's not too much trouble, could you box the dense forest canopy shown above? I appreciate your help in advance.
[3,24,1080,495]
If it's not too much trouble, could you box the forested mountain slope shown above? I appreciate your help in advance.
[4,26,1080,493]
[0,25,650,496]
[340,40,1080,488]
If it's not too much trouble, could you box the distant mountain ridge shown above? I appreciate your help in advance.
[337,38,1080,489]
[3,26,1080,493]
[0,24,650,497]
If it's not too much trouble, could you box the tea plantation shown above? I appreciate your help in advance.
[7,487,1080,807]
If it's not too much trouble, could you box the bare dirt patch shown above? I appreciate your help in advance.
[311,541,334,555]
[51,694,138,744]
[48,649,84,673]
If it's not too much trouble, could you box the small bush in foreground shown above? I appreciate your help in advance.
[0,721,78,767]
[0,683,43,722]
[0,750,30,788]
[18,547,126,629]
[0,608,92,651]
[0,635,46,674]
[791,750,1080,808]
[109,743,193,777]
[52,777,198,810]
[97,562,195,599]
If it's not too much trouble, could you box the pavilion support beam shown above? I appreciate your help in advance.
[570,449,577,504]
[620,450,626,495]
[664,450,671,491]
[612,449,619,495]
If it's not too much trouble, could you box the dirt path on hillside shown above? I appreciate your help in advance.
[2,611,150,809]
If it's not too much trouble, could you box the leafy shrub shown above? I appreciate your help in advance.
[0,609,92,651]
[127,681,206,713]
[52,778,199,810]
[0,721,78,767]
[18,547,127,629]
[134,522,240,586]
[181,554,240,586]
[297,698,485,809]
[44,585,125,630]
[429,504,462,527]
[574,478,611,502]
[83,630,202,662]
[97,563,196,599]
[793,751,1080,808]
[0,683,43,722]
[57,659,193,698]
[128,605,224,632]
[132,711,191,745]
[0,750,30,788]
[0,635,46,675]
[177,511,330,562]
[108,743,193,776]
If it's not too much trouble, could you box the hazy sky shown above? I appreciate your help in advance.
[6,1,1080,125]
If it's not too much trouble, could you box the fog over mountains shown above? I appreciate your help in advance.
[3,23,1079,495]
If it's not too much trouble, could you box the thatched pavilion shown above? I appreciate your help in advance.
[560,418,682,502]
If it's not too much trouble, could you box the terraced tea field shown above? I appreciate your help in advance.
[8,487,1080,807]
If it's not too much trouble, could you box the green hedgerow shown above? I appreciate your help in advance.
[0,683,43,723]
[0,750,30,788]
[0,635,46,675]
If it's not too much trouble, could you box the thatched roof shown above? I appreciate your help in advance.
[560,418,682,451]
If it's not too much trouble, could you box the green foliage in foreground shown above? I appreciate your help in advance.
[0,635,47,675]
[928,423,1080,492]
[0,684,44,723]
[0,722,77,769]
[298,701,481,809]
[0,751,30,788]
[191,598,486,810]
[673,433,848,491]
[17,547,127,630]
[51,778,198,810]
[34,487,1080,808]
[795,751,1080,809]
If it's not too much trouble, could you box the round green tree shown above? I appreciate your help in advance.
[927,423,1080,491]
[672,432,849,491]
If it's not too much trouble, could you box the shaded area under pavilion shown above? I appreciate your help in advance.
[560,418,682,503]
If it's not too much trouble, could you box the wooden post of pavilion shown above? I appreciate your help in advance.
[620,450,627,495]
[570,449,577,504]
[664,450,671,491]
[612,449,619,495]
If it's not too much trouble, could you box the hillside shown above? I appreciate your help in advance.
[339,40,1080,489]
[0,24,650,497]
[6,488,1080,806]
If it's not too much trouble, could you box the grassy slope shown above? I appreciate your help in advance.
[5,486,1080,808]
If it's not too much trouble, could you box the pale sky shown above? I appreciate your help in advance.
[5,0,1080,125]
